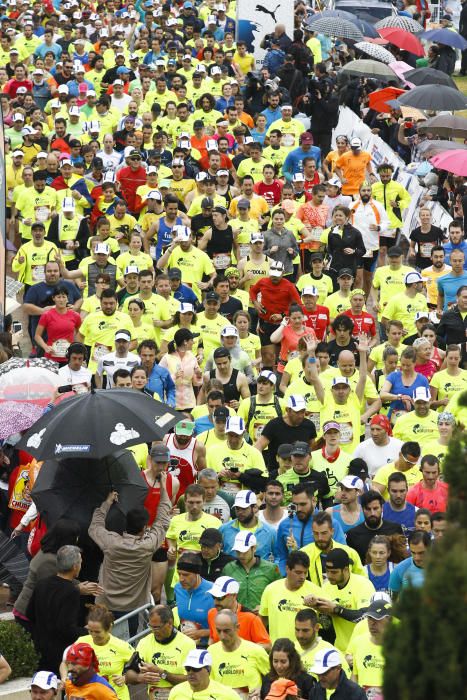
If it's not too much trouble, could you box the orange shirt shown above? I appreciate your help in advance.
[335,151,372,196]
[191,134,210,159]
[208,605,270,645]
[65,675,117,699]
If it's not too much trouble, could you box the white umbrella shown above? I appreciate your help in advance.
[375,15,424,33]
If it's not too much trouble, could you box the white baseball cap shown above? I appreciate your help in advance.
[12,150,24,157]
[405,271,423,285]
[173,225,191,241]
[95,243,110,255]
[206,139,219,151]
[233,531,257,552]
[31,672,59,691]
[221,325,238,338]
[226,416,245,435]
[234,489,257,508]
[350,137,362,148]
[180,302,194,314]
[414,310,429,321]
[287,395,306,411]
[257,370,277,385]
[339,475,364,490]
[208,576,240,597]
[146,189,162,201]
[196,171,208,182]
[292,172,305,182]
[251,232,264,243]
[147,166,158,174]
[62,197,75,212]
[13,112,25,121]
[269,260,285,277]
[183,649,212,669]
[124,266,139,276]
[327,176,342,188]
[211,66,222,75]
[301,286,319,297]
[69,106,80,117]
[413,386,431,402]
[310,648,342,675]
[332,376,350,387]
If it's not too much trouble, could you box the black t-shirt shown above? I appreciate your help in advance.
[409,226,445,269]
[327,339,358,367]
[261,417,317,474]
[346,519,403,562]
[219,296,243,322]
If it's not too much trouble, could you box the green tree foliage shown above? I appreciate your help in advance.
[383,427,467,700]
[0,621,39,679]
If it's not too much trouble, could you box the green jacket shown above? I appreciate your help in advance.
[222,556,282,609]
[371,180,411,229]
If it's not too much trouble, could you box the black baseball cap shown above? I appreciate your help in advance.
[387,245,403,257]
[310,253,324,262]
[277,443,293,459]
[337,268,354,278]
[214,406,229,421]
[168,268,182,279]
[290,441,311,457]
[326,549,352,569]
[199,528,223,546]
[205,291,220,302]
[201,197,214,209]
[193,119,204,129]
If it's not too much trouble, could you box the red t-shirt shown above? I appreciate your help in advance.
[115,165,147,213]
[143,471,175,525]
[303,173,320,195]
[254,180,283,207]
[249,277,301,322]
[198,153,233,171]
[302,304,330,341]
[407,481,449,513]
[343,309,376,337]
[38,307,81,361]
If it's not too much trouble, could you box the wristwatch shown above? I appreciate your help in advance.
[160,672,168,681]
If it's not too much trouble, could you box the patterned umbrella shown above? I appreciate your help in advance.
[0,357,59,377]
[305,17,364,42]
[341,59,397,82]
[0,402,44,440]
[375,15,424,33]
[0,367,61,406]
[304,9,357,27]
[354,41,395,64]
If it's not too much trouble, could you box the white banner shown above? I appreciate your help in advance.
[332,107,453,239]
[236,0,294,67]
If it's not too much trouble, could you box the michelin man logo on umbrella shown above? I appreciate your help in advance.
[109,423,141,446]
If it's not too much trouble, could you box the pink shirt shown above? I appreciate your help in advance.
[407,480,449,513]
[38,307,81,361]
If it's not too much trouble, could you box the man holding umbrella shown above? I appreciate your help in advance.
[88,473,172,636]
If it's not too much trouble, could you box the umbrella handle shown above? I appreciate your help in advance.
[106,463,114,492]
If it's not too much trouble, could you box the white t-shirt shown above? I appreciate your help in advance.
[58,364,92,389]
[111,93,132,111]
[258,508,289,532]
[96,351,140,388]
[352,437,403,477]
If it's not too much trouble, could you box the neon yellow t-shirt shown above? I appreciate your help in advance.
[237,396,285,442]
[121,293,172,345]
[372,265,412,320]
[197,312,225,363]
[319,394,362,454]
[167,246,215,300]
[369,342,404,371]
[348,632,385,692]
[166,512,221,553]
[392,409,439,444]
[205,442,267,486]
[210,639,270,691]
[324,291,352,319]
[297,273,333,304]
[321,574,375,652]
[259,579,322,643]
[116,251,154,276]
[373,462,422,500]
[136,629,195,688]
[168,680,239,700]
[79,310,133,372]
[430,369,467,407]
[382,292,428,337]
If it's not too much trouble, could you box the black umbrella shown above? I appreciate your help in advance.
[0,531,30,593]
[417,113,467,138]
[396,85,467,111]
[31,449,148,531]
[404,67,458,89]
[18,388,179,460]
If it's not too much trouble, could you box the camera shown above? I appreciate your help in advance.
[287,504,297,517]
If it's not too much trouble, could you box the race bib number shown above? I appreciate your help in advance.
[93,343,111,362]
[32,265,45,282]
[213,252,231,269]
[35,206,50,222]
[239,244,251,259]
[52,339,70,358]
[180,619,200,634]
[150,245,157,260]
[281,133,295,148]
[7,188,14,201]
[222,481,241,495]
[339,422,353,444]
[254,422,265,441]
[310,226,323,241]
[420,242,433,258]
[308,411,320,432]
[119,242,129,254]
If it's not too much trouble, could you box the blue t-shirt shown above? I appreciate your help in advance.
[331,504,365,534]
[437,272,467,311]
[385,370,429,416]
[443,240,467,268]
[383,501,417,534]
[174,578,213,637]
[365,562,394,591]
[389,557,425,593]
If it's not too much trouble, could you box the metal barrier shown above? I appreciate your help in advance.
[112,602,153,645]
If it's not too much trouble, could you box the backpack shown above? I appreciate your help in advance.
[246,394,282,434]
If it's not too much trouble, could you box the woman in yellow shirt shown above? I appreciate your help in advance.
[127,299,157,347]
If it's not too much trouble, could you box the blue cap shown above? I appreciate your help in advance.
[183,1,194,6]
[117,66,130,74]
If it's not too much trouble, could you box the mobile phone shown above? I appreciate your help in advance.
[230,466,239,473]
[58,385,73,393]
[12,321,22,333]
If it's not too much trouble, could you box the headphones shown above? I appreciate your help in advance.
[66,342,88,361]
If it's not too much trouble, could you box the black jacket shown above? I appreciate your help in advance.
[460,2,467,38]
[325,224,366,277]
[309,671,366,700]
[436,306,467,368]
[200,551,235,582]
